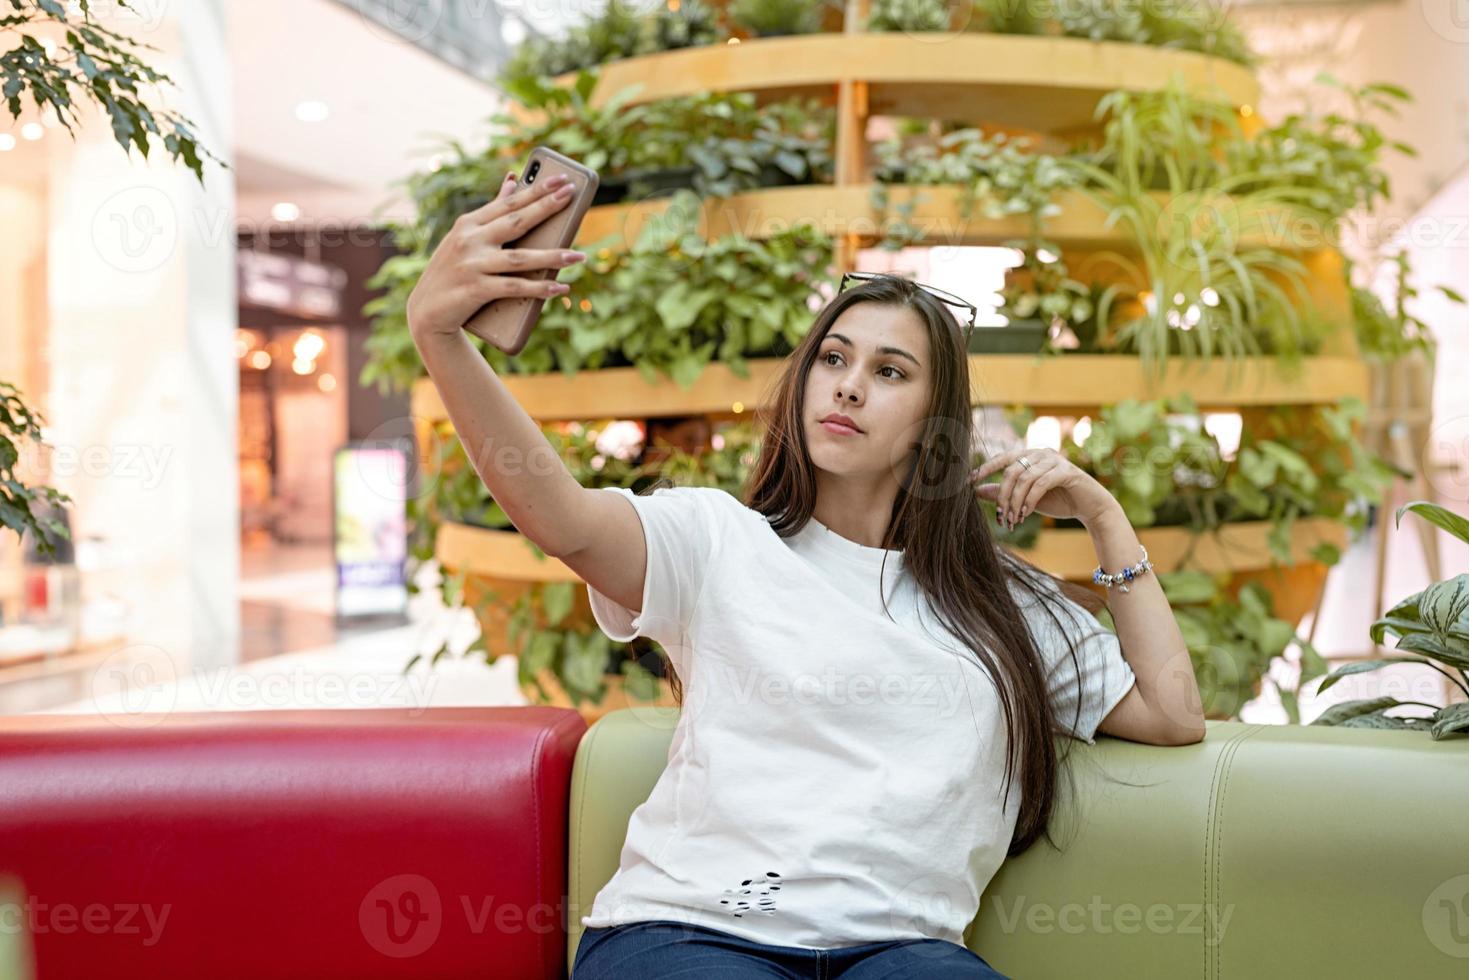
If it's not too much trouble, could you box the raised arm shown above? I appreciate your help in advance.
[407,171,647,612]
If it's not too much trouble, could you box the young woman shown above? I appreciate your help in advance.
[409,170,1206,979]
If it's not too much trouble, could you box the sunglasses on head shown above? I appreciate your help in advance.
[838,271,979,334]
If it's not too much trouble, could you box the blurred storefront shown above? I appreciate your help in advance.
[0,0,492,711]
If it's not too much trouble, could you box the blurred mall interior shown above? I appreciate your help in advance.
[4,1,1469,978]
[0,0,1466,721]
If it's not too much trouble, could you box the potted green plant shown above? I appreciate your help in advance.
[985,240,1093,354]
[640,0,723,53]
[497,0,725,92]
[869,127,1077,252]
[867,0,951,32]
[1228,73,1413,221]
[965,0,1253,65]
[1150,570,1327,721]
[410,418,765,718]
[1309,500,1469,738]
[729,0,827,37]
[1061,153,1327,377]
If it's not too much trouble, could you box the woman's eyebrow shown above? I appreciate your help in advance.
[827,332,921,368]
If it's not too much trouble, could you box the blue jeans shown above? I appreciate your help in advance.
[572,919,1010,979]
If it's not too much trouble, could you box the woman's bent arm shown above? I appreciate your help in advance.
[404,169,646,610]
[413,329,593,558]
[414,332,647,613]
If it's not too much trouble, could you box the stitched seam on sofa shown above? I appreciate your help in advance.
[1214,724,1266,980]
[1201,726,1257,980]
[574,712,605,952]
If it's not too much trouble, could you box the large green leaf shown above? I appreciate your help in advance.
[1419,575,1469,636]
[561,631,610,698]
[1338,709,1433,731]
[1316,656,1437,694]
[1159,570,1219,605]
[1369,589,1423,644]
[655,281,719,332]
[541,581,574,627]
[621,659,663,701]
[521,631,558,676]
[1394,632,1469,671]
[1430,701,1469,739]
[1395,500,1469,545]
[1310,695,1406,726]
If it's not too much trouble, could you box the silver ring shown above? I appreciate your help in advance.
[1018,456,1032,470]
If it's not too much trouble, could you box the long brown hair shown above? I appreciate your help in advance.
[677,274,1120,859]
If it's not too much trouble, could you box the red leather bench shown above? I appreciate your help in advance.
[0,707,587,980]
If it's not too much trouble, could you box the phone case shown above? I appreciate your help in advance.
[461,146,600,355]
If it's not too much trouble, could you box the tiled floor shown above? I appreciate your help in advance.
[34,539,529,717]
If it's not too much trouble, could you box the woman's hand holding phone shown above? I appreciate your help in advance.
[406,170,587,342]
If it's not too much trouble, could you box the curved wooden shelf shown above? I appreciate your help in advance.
[547,33,1259,133]
[1021,517,1347,580]
[411,354,1368,424]
[438,519,567,583]
[437,516,1345,584]
[576,184,1318,254]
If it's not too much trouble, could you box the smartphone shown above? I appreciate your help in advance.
[461,146,600,355]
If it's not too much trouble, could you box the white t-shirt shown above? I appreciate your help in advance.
[580,484,1137,950]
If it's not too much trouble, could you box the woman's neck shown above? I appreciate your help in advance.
[811,475,899,550]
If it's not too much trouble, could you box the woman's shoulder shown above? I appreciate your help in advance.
[622,484,768,530]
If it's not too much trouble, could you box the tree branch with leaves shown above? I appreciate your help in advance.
[2,0,224,556]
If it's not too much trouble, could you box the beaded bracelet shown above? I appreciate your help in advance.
[1092,545,1152,593]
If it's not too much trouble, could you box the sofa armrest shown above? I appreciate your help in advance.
[0,706,586,980]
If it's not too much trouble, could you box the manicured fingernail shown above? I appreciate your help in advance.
[564,250,585,262]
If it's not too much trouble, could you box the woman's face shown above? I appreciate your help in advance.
[803,301,933,483]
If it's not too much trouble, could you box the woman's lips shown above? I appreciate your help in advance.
[820,420,862,436]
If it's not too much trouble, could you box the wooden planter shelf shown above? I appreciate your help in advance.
[540,33,1259,135]
[437,515,1344,585]
[576,184,1322,254]
[411,354,1368,424]
[426,17,1353,678]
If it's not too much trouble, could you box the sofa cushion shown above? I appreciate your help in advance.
[568,710,1469,977]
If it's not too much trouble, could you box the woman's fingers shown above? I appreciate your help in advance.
[494,171,517,201]
[997,457,1032,528]
[994,451,1057,530]
[462,170,568,228]
[1017,469,1058,523]
[478,272,571,300]
[480,247,586,275]
[971,449,1021,482]
[481,178,577,245]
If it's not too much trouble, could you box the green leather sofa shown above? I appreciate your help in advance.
[569,709,1469,978]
